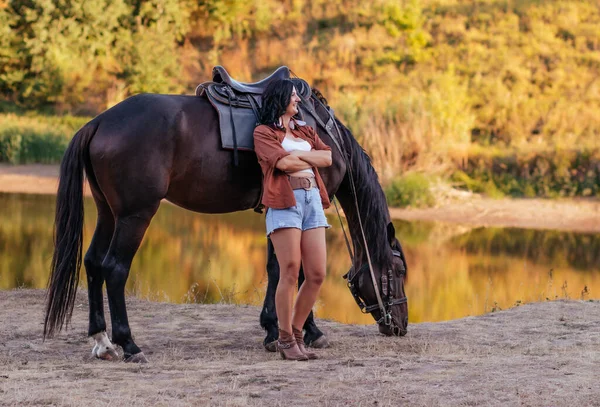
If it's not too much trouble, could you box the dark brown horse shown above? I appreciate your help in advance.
[44,89,408,362]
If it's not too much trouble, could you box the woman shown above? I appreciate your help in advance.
[253,79,332,361]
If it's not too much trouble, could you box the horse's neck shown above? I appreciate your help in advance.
[334,146,391,268]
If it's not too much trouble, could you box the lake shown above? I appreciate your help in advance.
[1,192,599,325]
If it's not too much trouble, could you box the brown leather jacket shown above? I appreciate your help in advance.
[253,121,331,209]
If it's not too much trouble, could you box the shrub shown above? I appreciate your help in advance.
[0,113,87,164]
[0,126,68,164]
[385,172,435,208]
[450,170,505,199]
[453,150,600,198]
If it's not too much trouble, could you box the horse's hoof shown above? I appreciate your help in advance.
[264,340,277,353]
[124,352,148,363]
[91,344,119,361]
[309,335,330,349]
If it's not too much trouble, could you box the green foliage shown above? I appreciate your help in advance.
[0,127,66,163]
[385,172,435,208]
[115,0,192,96]
[2,0,193,109]
[196,0,279,43]
[2,0,600,199]
[0,113,87,163]
[453,150,600,198]
[451,170,505,198]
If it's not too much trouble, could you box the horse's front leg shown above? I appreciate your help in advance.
[260,238,280,351]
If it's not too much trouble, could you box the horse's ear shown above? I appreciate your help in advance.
[386,222,396,246]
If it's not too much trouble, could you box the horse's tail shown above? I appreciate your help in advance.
[44,122,98,339]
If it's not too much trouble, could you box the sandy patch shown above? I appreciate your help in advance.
[0,164,91,196]
[0,289,598,406]
[389,196,600,233]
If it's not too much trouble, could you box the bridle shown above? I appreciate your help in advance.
[291,75,408,327]
[345,249,407,326]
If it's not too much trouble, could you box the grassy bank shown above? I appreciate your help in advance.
[0,113,88,164]
[452,149,600,199]
[384,148,600,207]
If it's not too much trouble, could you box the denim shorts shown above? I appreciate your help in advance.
[266,188,331,236]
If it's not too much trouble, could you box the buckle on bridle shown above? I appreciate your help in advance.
[375,310,393,326]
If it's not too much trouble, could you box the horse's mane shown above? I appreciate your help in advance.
[311,88,329,106]
[309,87,392,268]
[334,120,393,269]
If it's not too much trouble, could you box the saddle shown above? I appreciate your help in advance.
[196,66,315,165]
[212,66,290,94]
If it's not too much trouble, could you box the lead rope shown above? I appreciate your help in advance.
[333,197,353,263]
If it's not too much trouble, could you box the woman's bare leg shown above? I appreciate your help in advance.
[270,227,303,334]
[292,227,327,330]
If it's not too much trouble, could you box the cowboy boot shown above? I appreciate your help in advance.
[293,326,318,360]
[277,329,309,361]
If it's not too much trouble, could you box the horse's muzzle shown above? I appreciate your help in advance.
[378,316,408,336]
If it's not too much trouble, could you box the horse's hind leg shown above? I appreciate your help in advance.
[102,204,159,363]
[84,197,118,360]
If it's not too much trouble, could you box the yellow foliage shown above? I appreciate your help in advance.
[3,0,600,181]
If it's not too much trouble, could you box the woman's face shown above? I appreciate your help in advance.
[284,87,301,117]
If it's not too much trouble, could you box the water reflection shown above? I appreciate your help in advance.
[1,193,599,324]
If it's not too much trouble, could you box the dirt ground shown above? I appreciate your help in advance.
[389,194,600,234]
[0,289,598,406]
[0,164,90,196]
[2,164,600,233]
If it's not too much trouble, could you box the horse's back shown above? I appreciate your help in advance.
[87,93,262,215]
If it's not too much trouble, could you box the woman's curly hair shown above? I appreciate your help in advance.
[259,79,296,125]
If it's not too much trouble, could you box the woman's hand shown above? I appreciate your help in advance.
[275,155,312,172]
[290,149,332,168]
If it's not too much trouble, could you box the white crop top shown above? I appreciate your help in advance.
[281,137,315,175]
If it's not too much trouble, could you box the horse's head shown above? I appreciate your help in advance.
[345,222,408,336]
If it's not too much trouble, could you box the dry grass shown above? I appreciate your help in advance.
[0,289,599,406]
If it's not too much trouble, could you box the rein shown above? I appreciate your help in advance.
[293,79,401,326]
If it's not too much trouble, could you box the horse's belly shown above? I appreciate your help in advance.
[165,180,262,214]
[165,144,264,214]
